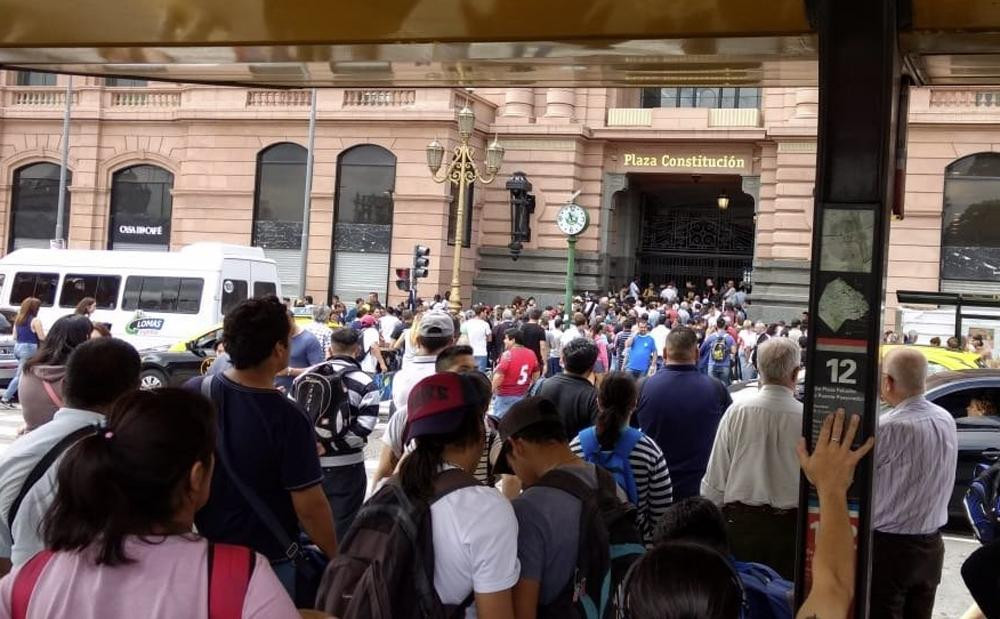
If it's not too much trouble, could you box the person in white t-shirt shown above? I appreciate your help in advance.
[358,314,386,374]
[560,312,589,349]
[464,307,493,374]
[379,308,403,344]
[649,315,670,368]
[394,372,519,618]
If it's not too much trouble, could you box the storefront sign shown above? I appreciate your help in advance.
[622,153,747,170]
[118,225,164,236]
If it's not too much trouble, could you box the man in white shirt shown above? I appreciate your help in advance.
[378,307,403,344]
[649,315,670,368]
[358,314,387,375]
[464,306,493,374]
[701,336,803,579]
[559,312,589,349]
[660,282,678,305]
[0,338,141,572]
[737,320,759,380]
[373,311,456,485]
[629,276,641,301]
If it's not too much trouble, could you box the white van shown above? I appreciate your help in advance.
[0,243,282,350]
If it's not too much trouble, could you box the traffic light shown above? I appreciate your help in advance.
[395,267,411,291]
[413,245,430,279]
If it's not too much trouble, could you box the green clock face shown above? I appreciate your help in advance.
[556,204,589,236]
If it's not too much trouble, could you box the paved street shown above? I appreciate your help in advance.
[0,404,978,616]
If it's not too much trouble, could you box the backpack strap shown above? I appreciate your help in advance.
[40,381,63,410]
[424,469,479,618]
[613,428,643,462]
[207,543,255,619]
[8,425,96,531]
[533,467,595,502]
[431,467,481,503]
[11,550,54,619]
[578,427,600,459]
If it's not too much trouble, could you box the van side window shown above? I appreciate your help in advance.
[11,272,59,307]
[253,281,277,298]
[122,277,204,314]
[221,279,248,316]
[59,274,122,310]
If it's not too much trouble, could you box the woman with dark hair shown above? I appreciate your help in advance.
[569,371,672,544]
[73,297,97,317]
[0,389,299,618]
[625,541,745,618]
[18,315,93,431]
[1,298,45,408]
[395,372,518,618]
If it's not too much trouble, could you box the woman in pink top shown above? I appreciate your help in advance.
[0,389,300,619]
[591,323,610,387]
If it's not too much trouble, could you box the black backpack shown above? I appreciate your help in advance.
[316,469,479,619]
[292,363,353,454]
[533,467,645,619]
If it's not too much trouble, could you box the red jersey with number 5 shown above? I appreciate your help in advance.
[496,347,540,396]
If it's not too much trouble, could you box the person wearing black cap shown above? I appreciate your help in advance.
[398,372,518,618]
[490,396,634,617]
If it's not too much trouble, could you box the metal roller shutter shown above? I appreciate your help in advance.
[262,248,303,298]
[941,280,1000,295]
[110,242,169,252]
[332,251,389,304]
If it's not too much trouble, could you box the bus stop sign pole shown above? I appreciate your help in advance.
[795,0,906,616]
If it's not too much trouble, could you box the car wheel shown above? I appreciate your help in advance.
[140,368,168,390]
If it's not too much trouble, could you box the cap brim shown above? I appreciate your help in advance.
[402,409,466,446]
[489,437,513,476]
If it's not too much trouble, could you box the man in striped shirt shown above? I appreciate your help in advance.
[310,327,380,539]
[870,347,957,619]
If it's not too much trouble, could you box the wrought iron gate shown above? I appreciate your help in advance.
[637,199,754,286]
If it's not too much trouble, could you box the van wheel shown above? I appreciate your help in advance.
[140,369,167,390]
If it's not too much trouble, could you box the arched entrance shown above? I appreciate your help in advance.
[252,142,308,297]
[330,145,396,304]
[9,162,71,250]
[941,152,1000,293]
[108,164,174,251]
[631,174,755,289]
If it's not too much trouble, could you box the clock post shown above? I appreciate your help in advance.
[556,197,589,322]
[564,234,577,323]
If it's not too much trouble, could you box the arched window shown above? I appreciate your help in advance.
[9,162,71,250]
[108,165,173,251]
[331,145,396,303]
[252,143,307,297]
[941,153,1000,286]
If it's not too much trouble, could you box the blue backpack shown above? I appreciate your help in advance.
[734,561,794,619]
[578,426,642,505]
[965,461,1000,543]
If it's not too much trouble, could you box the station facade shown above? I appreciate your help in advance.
[0,71,995,321]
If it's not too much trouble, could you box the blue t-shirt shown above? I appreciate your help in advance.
[275,329,325,392]
[627,334,657,373]
[634,365,730,500]
[700,333,736,371]
[186,374,323,560]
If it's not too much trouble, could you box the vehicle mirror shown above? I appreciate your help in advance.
[186,339,206,358]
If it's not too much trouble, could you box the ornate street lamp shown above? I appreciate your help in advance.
[505,171,535,261]
[717,191,731,210]
[426,101,504,311]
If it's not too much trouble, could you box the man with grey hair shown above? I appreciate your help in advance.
[701,336,803,578]
[304,304,334,357]
[870,347,957,618]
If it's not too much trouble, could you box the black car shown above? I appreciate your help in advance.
[919,369,1000,520]
[139,327,222,389]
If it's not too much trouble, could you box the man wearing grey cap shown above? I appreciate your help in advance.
[372,311,456,485]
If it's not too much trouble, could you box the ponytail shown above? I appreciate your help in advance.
[42,388,216,565]
[596,372,638,450]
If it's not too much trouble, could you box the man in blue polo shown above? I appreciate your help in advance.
[625,318,658,379]
[635,326,731,500]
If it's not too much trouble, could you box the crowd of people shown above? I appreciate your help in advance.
[0,275,978,618]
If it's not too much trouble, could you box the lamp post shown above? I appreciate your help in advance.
[426,102,504,312]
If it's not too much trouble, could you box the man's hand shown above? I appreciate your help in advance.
[797,409,874,497]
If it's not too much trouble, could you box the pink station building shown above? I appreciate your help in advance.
[0,71,997,323]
